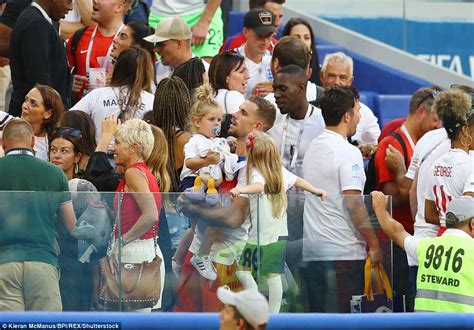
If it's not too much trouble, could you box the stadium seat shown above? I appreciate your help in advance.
[375,95,411,127]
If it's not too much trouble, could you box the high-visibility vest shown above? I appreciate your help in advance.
[415,232,474,312]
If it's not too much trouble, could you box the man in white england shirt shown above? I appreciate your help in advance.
[302,86,382,313]
[233,8,276,98]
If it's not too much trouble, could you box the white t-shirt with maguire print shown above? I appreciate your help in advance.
[70,86,153,142]
[302,129,367,262]
[245,167,297,245]
[235,45,272,98]
[267,104,325,178]
[425,148,474,227]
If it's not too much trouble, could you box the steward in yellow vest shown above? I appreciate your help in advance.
[371,192,474,313]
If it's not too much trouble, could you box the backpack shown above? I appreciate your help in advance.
[70,26,88,65]
[364,131,408,195]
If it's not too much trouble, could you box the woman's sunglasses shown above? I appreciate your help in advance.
[53,127,82,138]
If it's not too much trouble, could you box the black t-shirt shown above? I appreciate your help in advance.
[0,0,32,28]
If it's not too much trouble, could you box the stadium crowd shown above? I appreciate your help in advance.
[0,0,472,319]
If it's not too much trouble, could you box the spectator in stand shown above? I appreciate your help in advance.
[282,17,321,86]
[110,21,155,62]
[384,86,473,298]
[59,0,94,40]
[424,89,474,233]
[319,52,380,158]
[70,46,155,142]
[20,84,64,161]
[68,0,132,101]
[372,193,474,313]
[151,76,192,192]
[374,86,442,311]
[302,86,382,313]
[232,8,276,98]
[220,0,285,53]
[144,16,210,84]
[172,57,207,94]
[0,0,32,114]
[9,0,72,117]
[0,118,77,311]
[106,118,165,312]
[149,0,223,60]
[209,51,250,137]
[0,0,32,58]
[265,36,324,107]
[61,110,97,172]
[217,286,269,330]
[48,126,94,311]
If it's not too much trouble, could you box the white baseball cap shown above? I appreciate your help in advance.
[446,196,474,226]
[144,17,191,43]
[217,286,269,328]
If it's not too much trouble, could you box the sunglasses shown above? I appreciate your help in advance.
[416,89,439,110]
[53,127,82,138]
[223,50,240,56]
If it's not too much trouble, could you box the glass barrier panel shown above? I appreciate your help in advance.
[0,191,405,314]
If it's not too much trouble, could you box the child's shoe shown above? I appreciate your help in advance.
[205,178,219,206]
[191,253,217,281]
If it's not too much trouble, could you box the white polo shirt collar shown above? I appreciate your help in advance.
[31,2,53,25]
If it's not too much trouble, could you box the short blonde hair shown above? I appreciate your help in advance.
[115,119,154,159]
[321,52,353,77]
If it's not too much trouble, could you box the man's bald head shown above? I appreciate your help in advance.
[2,119,34,152]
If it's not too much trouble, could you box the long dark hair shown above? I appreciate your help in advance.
[126,22,156,62]
[61,111,97,156]
[172,57,206,93]
[282,17,321,85]
[209,51,246,93]
[152,77,192,192]
[110,46,154,121]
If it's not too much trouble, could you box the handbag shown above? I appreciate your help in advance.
[96,193,162,311]
[350,257,406,313]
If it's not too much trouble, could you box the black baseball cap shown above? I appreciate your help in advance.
[244,8,277,37]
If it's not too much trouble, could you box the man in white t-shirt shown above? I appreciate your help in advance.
[176,96,276,312]
[302,86,382,312]
[144,17,209,84]
[319,52,380,157]
[267,65,324,178]
[232,8,276,98]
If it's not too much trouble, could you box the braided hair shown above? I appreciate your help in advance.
[152,77,192,192]
[172,57,206,94]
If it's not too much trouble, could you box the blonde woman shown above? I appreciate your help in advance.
[109,118,165,312]
[230,132,326,313]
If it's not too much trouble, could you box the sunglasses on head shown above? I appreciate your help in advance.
[53,127,82,138]
[223,50,240,56]
[416,89,439,110]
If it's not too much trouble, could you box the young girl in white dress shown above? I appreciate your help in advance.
[230,132,327,313]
